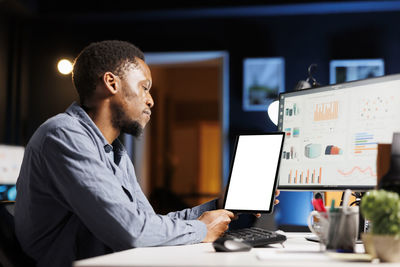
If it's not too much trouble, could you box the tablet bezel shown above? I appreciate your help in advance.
[222,132,285,214]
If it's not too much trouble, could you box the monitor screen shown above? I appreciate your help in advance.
[277,74,400,190]
[0,145,25,184]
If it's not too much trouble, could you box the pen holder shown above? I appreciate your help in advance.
[326,207,359,252]
[308,206,359,252]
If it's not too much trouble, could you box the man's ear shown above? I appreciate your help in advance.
[102,72,120,95]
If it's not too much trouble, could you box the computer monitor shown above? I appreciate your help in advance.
[0,145,24,184]
[277,73,400,190]
[0,145,24,201]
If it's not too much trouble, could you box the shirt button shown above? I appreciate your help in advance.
[104,145,112,153]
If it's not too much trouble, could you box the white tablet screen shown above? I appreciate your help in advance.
[224,133,284,212]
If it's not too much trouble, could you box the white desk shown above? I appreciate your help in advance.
[74,233,393,267]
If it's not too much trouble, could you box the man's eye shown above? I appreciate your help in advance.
[143,86,149,91]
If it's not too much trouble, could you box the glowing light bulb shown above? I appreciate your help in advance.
[57,59,73,75]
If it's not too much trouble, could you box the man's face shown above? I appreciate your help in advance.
[110,58,154,137]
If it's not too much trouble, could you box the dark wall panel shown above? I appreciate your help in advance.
[0,18,8,143]
[22,11,400,148]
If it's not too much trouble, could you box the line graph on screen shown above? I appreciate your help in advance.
[337,166,376,177]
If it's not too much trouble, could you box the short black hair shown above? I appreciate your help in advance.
[72,40,145,104]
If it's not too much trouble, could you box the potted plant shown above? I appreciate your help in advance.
[360,189,400,262]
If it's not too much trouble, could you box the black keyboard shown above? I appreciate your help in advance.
[221,227,287,247]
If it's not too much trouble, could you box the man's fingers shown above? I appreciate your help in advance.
[199,209,236,242]
[274,190,280,205]
[221,209,235,218]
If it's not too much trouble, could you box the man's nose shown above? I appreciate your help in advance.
[146,94,154,108]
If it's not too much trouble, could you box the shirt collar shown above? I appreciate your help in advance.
[65,102,127,158]
[111,139,125,165]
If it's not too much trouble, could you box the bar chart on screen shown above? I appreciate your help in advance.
[354,132,377,155]
[287,167,322,184]
[313,101,339,121]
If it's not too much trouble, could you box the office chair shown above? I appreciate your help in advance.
[0,201,35,267]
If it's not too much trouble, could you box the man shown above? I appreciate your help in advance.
[15,40,236,267]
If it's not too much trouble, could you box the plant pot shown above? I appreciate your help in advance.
[362,233,400,262]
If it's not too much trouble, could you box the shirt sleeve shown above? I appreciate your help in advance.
[166,199,218,220]
[41,127,207,251]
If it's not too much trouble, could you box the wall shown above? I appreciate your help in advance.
[0,18,8,143]
[228,12,400,146]
[23,11,400,145]
[0,16,34,145]
[26,22,79,140]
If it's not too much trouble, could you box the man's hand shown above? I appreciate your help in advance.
[253,190,280,218]
[198,209,235,243]
[274,189,280,205]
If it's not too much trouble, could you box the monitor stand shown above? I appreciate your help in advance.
[353,192,368,241]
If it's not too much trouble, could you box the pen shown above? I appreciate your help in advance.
[317,198,326,212]
[312,198,327,215]
[330,199,337,212]
[312,199,322,211]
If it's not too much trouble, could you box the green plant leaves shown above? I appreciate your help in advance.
[361,190,400,237]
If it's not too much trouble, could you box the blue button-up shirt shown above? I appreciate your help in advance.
[15,102,216,267]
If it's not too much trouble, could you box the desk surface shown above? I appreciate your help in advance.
[74,233,394,267]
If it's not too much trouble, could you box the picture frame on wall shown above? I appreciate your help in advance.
[329,59,385,85]
[243,57,285,111]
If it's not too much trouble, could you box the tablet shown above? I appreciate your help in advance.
[223,133,285,213]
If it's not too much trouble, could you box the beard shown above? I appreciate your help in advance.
[110,102,143,138]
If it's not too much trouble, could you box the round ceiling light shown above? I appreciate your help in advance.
[57,59,73,75]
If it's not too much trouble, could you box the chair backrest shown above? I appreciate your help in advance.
[0,201,35,267]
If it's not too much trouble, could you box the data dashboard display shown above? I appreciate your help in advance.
[278,74,400,190]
